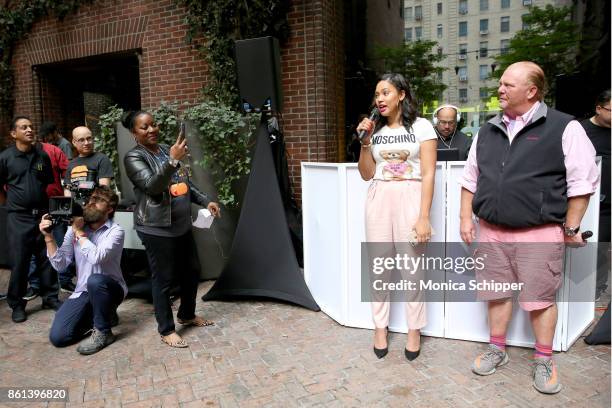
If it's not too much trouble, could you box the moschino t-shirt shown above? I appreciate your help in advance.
[371,118,437,181]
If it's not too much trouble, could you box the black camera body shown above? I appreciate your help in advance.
[48,169,98,227]
[48,196,83,226]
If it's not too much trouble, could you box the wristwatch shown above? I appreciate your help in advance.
[169,158,179,167]
[562,223,580,237]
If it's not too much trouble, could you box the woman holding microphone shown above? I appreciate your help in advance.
[123,111,220,348]
[357,73,437,360]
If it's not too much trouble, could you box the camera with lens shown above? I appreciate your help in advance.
[48,169,98,227]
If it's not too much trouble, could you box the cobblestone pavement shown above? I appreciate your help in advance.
[0,270,609,407]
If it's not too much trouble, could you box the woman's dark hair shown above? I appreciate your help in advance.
[372,73,418,135]
[595,89,611,107]
[121,110,149,131]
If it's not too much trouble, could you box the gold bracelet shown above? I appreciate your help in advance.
[361,143,372,148]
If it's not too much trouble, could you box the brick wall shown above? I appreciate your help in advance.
[7,0,346,202]
[281,0,345,201]
[11,0,208,124]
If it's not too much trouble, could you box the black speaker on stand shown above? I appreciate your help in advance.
[235,36,283,113]
[202,37,318,311]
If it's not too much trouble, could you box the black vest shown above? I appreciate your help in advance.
[473,105,572,228]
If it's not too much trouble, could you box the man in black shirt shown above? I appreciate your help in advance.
[0,116,61,323]
[64,126,113,194]
[432,105,472,160]
[581,89,611,299]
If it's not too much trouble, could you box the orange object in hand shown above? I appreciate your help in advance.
[170,182,189,197]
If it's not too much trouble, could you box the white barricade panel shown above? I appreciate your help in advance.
[302,163,346,324]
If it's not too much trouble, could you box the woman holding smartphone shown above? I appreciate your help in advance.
[357,73,437,361]
[123,111,220,348]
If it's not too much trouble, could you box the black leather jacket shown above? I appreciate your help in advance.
[124,144,210,227]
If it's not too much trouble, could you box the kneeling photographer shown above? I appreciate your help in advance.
[41,185,127,355]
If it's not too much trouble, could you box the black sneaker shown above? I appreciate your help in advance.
[23,287,39,301]
[77,328,116,355]
[22,286,39,300]
[11,306,27,323]
[60,281,76,293]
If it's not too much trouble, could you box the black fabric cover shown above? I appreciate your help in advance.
[270,127,304,267]
[584,302,611,345]
[202,123,319,311]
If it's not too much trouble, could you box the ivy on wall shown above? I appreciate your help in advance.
[184,101,259,206]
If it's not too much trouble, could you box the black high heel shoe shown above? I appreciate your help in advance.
[374,346,388,359]
[404,348,420,361]
[405,330,421,361]
[373,327,388,359]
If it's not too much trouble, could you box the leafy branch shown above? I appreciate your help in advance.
[184,101,259,207]
[96,104,124,184]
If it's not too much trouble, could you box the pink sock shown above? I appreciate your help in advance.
[534,343,552,359]
[490,334,506,350]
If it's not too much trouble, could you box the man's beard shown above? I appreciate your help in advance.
[83,206,105,223]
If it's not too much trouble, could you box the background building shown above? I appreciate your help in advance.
[403,0,573,126]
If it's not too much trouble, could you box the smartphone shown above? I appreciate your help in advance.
[178,122,186,142]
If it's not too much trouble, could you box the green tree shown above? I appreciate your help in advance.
[493,5,579,102]
[374,40,446,108]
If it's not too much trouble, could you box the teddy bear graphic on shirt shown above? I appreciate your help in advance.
[380,150,413,180]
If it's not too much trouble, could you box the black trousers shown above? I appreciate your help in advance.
[137,231,200,335]
[6,211,59,309]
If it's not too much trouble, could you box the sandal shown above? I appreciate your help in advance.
[160,332,188,348]
[177,316,214,327]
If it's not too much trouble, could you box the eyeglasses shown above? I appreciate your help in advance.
[598,106,611,112]
[437,120,456,126]
[74,137,94,144]
[89,195,110,204]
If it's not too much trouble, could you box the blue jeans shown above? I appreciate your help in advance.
[49,274,123,347]
[29,224,74,289]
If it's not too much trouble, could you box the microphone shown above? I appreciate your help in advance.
[358,107,380,140]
